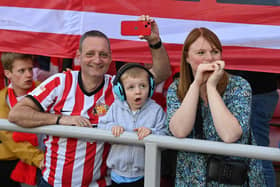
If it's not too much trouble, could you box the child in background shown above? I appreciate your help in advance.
[98,63,167,187]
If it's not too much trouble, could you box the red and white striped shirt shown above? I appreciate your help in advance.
[29,70,114,187]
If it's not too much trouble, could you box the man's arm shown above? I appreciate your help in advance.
[8,97,58,128]
[139,15,172,84]
[9,96,93,128]
[149,39,171,84]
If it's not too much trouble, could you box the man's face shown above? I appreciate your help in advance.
[5,59,33,96]
[78,36,112,79]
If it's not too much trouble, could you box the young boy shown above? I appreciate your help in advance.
[98,63,167,187]
[0,52,44,186]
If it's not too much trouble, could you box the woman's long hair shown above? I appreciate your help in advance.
[177,27,228,102]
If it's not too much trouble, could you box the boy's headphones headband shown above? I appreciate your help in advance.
[113,63,155,101]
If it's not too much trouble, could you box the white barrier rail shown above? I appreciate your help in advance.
[1,119,280,187]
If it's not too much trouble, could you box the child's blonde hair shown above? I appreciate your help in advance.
[120,67,149,83]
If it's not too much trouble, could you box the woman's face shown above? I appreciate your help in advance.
[186,36,221,74]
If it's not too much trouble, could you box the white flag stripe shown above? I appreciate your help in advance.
[0,7,81,35]
[1,6,280,49]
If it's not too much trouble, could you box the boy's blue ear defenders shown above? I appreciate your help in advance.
[113,63,155,101]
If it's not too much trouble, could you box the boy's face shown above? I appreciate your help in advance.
[4,59,33,96]
[122,73,150,111]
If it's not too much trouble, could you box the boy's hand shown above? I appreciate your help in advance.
[112,126,124,137]
[134,127,151,140]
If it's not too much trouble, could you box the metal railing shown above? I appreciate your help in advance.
[1,119,280,187]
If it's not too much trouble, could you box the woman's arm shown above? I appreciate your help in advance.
[169,82,200,138]
[206,61,243,143]
[207,85,242,143]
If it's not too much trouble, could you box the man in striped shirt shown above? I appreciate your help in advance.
[8,15,171,187]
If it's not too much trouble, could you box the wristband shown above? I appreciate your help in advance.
[56,115,62,124]
[149,40,162,49]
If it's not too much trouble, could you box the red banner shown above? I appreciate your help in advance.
[0,0,279,72]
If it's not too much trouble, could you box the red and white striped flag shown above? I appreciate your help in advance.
[0,0,279,72]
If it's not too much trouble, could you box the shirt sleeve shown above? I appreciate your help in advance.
[150,105,167,135]
[224,76,252,144]
[0,131,44,167]
[98,102,117,131]
[29,73,64,111]
[166,80,181,135]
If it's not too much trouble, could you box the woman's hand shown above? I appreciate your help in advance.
[207,60,225,87]
[193,60,225,88]
[193,63,216,86]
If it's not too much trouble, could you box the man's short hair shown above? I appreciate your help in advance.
[79,30,111,52]
[1,52,33,71]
